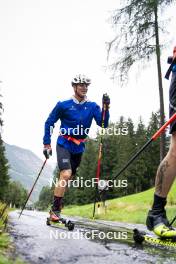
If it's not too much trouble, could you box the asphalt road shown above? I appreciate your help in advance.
[8,210,176,264]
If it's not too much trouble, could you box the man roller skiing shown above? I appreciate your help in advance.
[146,47,176,238]
[43,74,110,222]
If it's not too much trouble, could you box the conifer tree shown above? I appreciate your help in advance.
[108,0,174,160]
[0,94,9,201]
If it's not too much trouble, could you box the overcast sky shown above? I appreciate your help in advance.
[0,0,176,164]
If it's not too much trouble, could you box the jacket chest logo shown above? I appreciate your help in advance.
[69,105,88,111]
[69,105,77,110]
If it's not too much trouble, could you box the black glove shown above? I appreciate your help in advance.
[43,144,52,159]
[102,93,110,110]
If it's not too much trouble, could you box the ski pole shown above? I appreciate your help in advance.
[18,159,47,219]
[169,216,176,226]
[99,112,176,194]
[92,101,107,219]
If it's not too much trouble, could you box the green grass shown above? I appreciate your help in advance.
[0,203,26,264]
[63,182,176,225]
[0,256,24,264]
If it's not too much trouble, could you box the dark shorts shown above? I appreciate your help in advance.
[56,144,82,175]
[169,72,176,134]
[169,106,176,134]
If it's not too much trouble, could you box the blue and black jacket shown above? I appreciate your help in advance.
[43,96,109,153]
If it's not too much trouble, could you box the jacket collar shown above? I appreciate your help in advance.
[71,95,89,105]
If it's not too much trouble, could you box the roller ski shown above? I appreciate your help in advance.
[46,210,75,231]
[133,208,176,248]
[133,228,176,248]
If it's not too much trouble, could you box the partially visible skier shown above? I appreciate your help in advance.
[43,74,110,222]
[146,47,176,238]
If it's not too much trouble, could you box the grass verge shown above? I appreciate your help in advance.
[0,203,25,264]
[63,182,176,226]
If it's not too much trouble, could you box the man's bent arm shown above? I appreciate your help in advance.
[43,102,62,145]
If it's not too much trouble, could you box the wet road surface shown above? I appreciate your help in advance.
[9,210,176,264]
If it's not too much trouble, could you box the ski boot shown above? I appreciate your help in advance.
[47,209,65,225]
[146,209,176,239]
[46,210,74,231]
[49,210,62,222]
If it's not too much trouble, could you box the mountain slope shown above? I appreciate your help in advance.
[5,143,54,202]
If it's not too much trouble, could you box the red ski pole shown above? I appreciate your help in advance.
[92,102,107,219]
[99,113,176,194]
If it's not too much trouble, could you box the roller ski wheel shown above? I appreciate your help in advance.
[133,229,145,244]
[66,220,75,231]
[46,217,51,226]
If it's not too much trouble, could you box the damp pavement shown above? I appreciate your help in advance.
[9,210,176,264]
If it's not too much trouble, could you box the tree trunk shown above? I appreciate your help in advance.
[154,2,165,161]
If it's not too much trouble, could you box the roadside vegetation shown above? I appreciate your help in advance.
[0,96,26,264]
[63,182,176,226]
[0,203,25,264]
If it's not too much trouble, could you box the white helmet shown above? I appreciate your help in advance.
[71,74,91,86]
